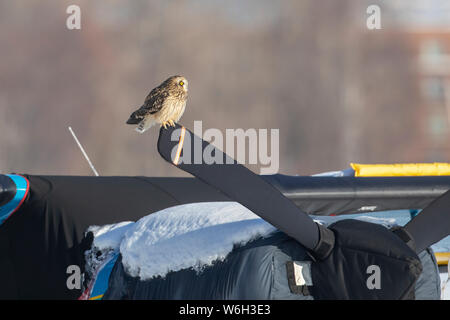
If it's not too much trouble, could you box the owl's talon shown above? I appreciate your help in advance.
[169,120,175,127]
[162,122,168,129]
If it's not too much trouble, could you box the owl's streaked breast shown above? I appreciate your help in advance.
[156,98,186,123]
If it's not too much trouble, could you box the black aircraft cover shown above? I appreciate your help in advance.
[0,174,450,299]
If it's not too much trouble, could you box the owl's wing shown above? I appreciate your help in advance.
[126,87,169,124]
[143,87,170,114]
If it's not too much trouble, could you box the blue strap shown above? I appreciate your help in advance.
[0,174,29,225]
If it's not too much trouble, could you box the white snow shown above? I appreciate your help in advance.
[88,221,134,251]
[119,202,276,280]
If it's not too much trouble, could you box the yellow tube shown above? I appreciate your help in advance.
[435,252,450,266]
[351,163,450,177]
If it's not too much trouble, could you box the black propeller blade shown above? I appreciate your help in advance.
[404,189,450,253]
[157,124,321,251]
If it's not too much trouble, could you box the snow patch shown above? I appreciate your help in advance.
[88,221,134,250]
[119,202,276,280]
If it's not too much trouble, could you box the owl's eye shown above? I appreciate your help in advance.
[179,81,184,86]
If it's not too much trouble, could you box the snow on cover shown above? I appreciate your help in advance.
[88,221,134,250]
[119,202,276,280]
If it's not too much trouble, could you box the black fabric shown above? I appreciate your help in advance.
[264,174,450,216]
[0,232,18,299]
[310,219,423,300]
[405,189,450,253]
[158,124,320,251]
[0,175,228,299]
[3,175,450,217]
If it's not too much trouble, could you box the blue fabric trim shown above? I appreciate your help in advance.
[0,174,28,225]
[90,253,119,300]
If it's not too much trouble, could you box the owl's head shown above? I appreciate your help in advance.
[168,75,188,93]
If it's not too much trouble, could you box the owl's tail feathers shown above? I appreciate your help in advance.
[126,111,142,124]
[126,118,139,124]
[135,117,157,134]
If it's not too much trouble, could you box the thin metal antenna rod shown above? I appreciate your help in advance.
[68,126,99,176]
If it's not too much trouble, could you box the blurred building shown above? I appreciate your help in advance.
[383,0,450,160]
[410,30,450,160]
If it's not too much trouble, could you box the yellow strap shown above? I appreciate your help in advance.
[173,127,186,165]
[89,294,104,300]
[351,163,450,177]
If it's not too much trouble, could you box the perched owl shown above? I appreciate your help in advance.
[126,75,188,133]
